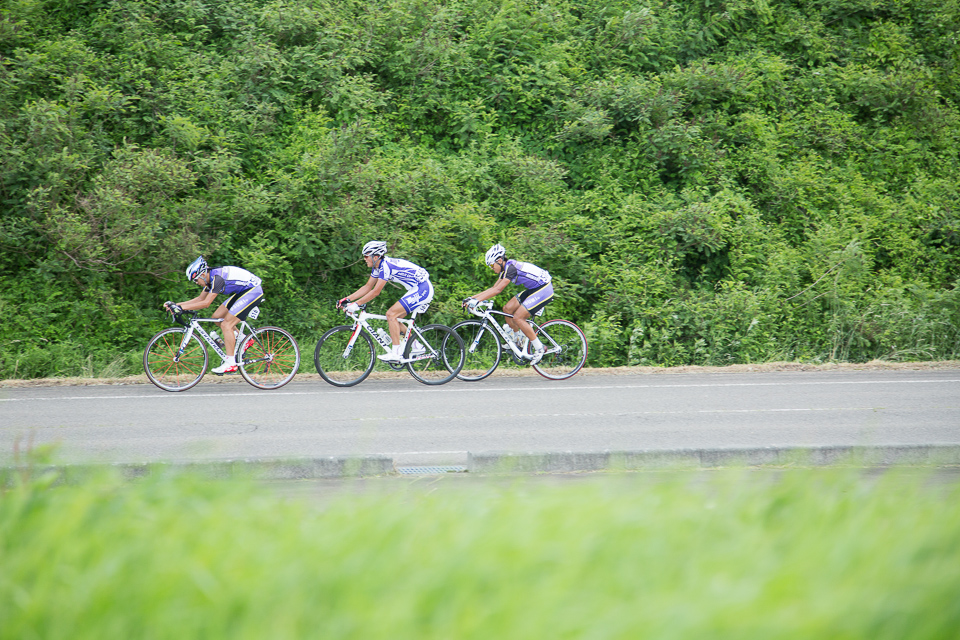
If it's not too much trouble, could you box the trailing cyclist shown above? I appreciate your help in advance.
[164,257,263,375]
[462,244,552,365]
[337,241,433,363]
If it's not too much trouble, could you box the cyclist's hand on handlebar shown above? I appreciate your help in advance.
[336,296,351,310]
[164,301,183,314]
[463,297,479,310]
[345,302,360,313]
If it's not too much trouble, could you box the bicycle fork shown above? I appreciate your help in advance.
[467,320,495,355]
[176,326,197,363]
[340,323,364,359]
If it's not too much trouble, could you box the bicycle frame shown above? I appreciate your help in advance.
[464,301,551,358]
[341,306,437,364]
[173,313,264,365]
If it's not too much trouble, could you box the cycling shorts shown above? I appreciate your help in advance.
[222,286,264,321]
[516,282,553,315]
[399,280,434,314]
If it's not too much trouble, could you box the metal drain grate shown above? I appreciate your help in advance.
[396,465,467,475]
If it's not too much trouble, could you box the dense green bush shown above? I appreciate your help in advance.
[1,0,958,378]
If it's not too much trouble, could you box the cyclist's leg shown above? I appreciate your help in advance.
[511,284,554,341]
[385,300,408,346]
[503,296,525,334]
[212,304,239,357]
[222,287,264,356]
[394,281,433,344]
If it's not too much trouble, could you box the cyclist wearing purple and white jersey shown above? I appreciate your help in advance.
[164,257,264,374]
[337,241,434,363]
[462,244,553,365]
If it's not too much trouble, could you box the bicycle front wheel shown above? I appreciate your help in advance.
[144,328,208,392]
[452,319,502,382]
[405,324,464,386]
[532,319,588,380]
[239,326,301,390]
[314,325,375,387]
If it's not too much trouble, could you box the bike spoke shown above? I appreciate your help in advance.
[315,326,375,387]
[144,329,207,392]
[453,320,502,382]
[532,320,587,380]
[405,325,464,385]
[240,327,301,389]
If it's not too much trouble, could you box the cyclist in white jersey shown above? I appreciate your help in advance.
[337,241,434,363]
[462,244,553,365]
[165,257,264,374]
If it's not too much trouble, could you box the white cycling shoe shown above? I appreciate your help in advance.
[409,340,426,356]
[377,351,402,363]
[212,361,239,375]
[529,347,545,365]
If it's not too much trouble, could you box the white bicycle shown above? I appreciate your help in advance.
[453,300,588,381]
[313,304,465,387]
[144,306,301,392]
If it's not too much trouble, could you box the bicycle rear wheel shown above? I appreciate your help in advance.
[452,319,502,382]
[405,324,464,385]
[532,319,587,380]
[314,325,375,387]
[239,326,301,390]
[144,328,208,392]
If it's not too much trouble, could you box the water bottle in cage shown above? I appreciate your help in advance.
[375,328,392,347]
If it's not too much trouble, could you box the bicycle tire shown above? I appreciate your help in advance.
[452,319,503,382]
[405,324,465,386]
[314,325,375,387]
[144,328,208,392]
[532,319,588,380]
[239,326,301,390]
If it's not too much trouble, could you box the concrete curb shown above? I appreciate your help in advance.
[467,444,960,474]
[9,445,960,481]
[20,456,395,482]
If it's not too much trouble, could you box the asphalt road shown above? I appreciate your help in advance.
[1,370,958,466]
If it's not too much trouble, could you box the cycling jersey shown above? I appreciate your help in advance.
[205,266,262,296]
[499,259,551,290]
[371,257,430,292]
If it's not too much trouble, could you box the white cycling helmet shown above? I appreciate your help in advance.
[185,256,208,281]
[484,243,506,266]
[361,240,387,257]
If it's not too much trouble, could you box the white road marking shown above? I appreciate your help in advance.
[351,406,887,422]
[1,378,958,403]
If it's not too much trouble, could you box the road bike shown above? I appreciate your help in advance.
[313,304,465,387]
[144,305,301,392]
[453,300,587,381]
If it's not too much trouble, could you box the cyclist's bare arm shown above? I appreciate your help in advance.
[352,277,388,306]
[343,277,377,305]
[471,277,510,302]
[169,290,218,312]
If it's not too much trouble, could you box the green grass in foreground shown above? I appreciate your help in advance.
[2,467,959,639]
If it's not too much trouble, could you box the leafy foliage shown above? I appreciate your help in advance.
[1,0,958,377]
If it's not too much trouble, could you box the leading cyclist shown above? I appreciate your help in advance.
[337,241,434,363]
[164,257,264,375]
[462,244,552,365]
